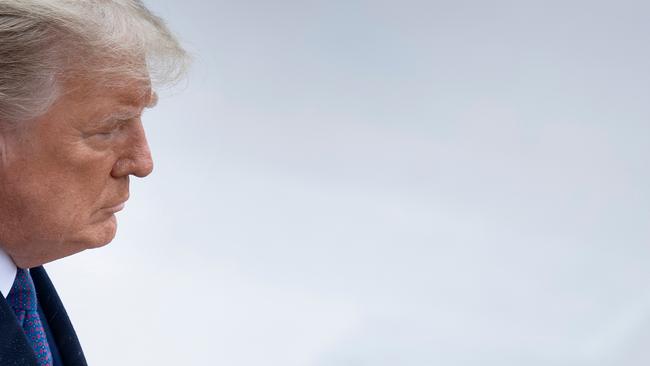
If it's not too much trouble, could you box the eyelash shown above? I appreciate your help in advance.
[95,131,115,138]
[94,120,129,138]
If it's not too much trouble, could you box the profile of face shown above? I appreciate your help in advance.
[0,73,156,268]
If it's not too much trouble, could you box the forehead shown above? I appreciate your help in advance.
[66,75,153,107]
[21,71,156,133]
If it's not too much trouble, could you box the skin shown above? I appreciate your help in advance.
[0,73,156,268]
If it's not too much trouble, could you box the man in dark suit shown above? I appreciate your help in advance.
[0,1,187,364]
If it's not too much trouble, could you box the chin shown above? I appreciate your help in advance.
[81,215,118,249]
[6,216,119,268]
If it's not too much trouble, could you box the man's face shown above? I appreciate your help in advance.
[0,74,155,268]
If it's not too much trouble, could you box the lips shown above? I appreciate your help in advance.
[105,202,126,213]
[105,195,129,213]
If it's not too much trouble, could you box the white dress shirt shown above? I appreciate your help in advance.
[0,247,17,298]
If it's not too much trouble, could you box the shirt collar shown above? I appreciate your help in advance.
[0,246,17,298]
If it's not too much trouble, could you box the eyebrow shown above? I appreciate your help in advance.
[147,91,159,109]
[93,89,157,125]
[94,107,142,126]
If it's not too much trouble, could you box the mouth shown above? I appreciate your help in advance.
[104,195,129,214]
[105,202,126,214]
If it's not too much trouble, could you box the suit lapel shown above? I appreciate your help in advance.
[39,304,64,366]
[31,266,88,366]
[0,288,39,366]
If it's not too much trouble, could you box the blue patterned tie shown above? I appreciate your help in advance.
[5,268,54,366]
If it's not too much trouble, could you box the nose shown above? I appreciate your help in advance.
[111,120,154,179]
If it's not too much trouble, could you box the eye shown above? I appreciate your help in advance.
[92,119,130,139]
[93,129,117,139]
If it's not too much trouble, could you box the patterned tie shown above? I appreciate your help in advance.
[5,268,54,366]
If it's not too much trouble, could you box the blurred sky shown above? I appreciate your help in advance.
[48,1,650,365]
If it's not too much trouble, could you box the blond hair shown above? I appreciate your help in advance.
[0,0,188,125]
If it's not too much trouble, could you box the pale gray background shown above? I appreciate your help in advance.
[48,1,650,365]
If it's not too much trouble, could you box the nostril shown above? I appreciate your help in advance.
[110,152,154,178]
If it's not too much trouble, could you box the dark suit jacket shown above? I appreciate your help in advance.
[0,266,87,366]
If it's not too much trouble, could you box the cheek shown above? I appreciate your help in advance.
[1,118,123,241]
[4,154,116,233]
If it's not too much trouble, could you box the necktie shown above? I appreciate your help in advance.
[6,268,54,366]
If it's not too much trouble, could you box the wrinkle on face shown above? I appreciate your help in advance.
[0,72,155,268]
